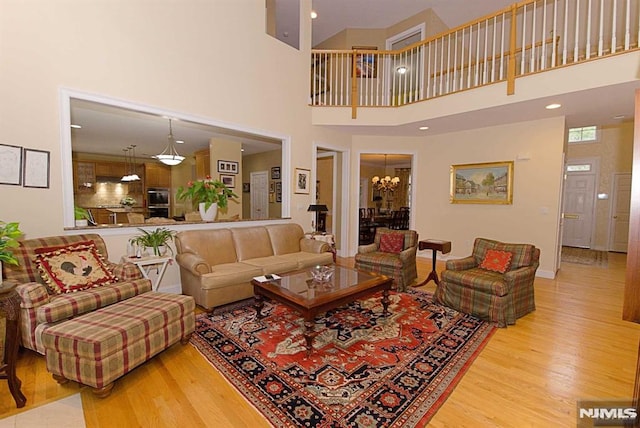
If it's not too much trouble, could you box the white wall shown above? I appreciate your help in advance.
[0,0,315,238]
[352,116,566,277]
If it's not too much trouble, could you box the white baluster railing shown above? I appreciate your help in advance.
[310,0,640,114]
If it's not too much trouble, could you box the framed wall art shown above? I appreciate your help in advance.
[219,174,235,188]
[271,166,280,180]
[275,182,282,202]
[353,46,378,78]
[0,144,23,185]
[242,183,250,193]
[294,168,310,194]
[450,161,513,204]
[217,160,238,174]
[23,148,50,188]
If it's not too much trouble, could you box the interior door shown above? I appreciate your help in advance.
[250,171,268,219]
[562,171,596,248]
[609,173,632,252]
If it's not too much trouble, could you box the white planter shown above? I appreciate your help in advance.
[75,219,88,227]
[148,245,168,257]
[199,202,218,221]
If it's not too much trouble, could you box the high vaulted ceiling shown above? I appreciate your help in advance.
[72,1,638,164]
[310,0,514,47]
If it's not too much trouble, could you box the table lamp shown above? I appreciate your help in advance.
[307,204,328,233]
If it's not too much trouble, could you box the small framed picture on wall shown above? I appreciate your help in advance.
[271,166,281,180]
[220,174,235,188]
[23,148,50,188]
[294,168,310,194]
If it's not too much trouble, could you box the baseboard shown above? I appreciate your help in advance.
[536,269,555,279]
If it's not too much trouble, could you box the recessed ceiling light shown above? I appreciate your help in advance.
[396,66,408,74]
[70,124,82,129]
[310,11,318,19]
[175,140,184,144]
[419,126,429,130]
[613,114,625,120]
[545,103,562,109]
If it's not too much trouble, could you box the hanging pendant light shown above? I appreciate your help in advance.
[121,148,132,182]
[154,119,184,166]
[128,145,140,181]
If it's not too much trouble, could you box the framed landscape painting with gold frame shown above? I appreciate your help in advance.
[450,161,513,204]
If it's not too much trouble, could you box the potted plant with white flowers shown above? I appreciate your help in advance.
[120,196,136,210]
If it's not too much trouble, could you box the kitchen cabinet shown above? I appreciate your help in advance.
[194,149,210,179]
[145,163,171,188]
[73,161,96,193]
[95,161,126,178]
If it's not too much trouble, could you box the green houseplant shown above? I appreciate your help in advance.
[176,175,238,221]
[129,227,176,257]
[176,176,238,211]
[74,206,91,227]
[0,221,23,283]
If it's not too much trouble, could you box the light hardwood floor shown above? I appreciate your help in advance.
[0,253,638,427]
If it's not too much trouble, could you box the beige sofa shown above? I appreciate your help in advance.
[175,223,334,310]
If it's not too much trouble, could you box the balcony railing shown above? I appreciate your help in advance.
[311,0,640,118]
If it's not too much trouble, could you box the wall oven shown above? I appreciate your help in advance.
[147,187,170,218]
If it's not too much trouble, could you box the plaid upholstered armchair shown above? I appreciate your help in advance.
[435,237,540,327]
[354,228,418,291]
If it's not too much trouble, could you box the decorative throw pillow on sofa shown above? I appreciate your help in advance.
[379,233,405,254]
[479,249,512,273]
[34,240,117,294]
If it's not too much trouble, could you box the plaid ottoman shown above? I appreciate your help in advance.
[41,292,195,397]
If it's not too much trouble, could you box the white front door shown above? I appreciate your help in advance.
[609,173,632,252]
[562,170,596,248]
[250,171,268,219]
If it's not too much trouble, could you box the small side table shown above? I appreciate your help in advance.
[122,255,172,291]
[0,281,26,408]
[416,240,451,287]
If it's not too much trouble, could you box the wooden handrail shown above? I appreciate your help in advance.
[311,0,639,109]
[427,36,559,80]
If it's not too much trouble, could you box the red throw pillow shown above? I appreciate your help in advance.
[479,249,512,273]
[34,241,117,294]
[379,233,404,254]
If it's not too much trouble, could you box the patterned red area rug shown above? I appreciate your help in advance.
[191,289,495,427]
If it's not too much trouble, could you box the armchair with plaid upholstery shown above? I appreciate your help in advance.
[354,227,418,291]
[2,234,150,353]
[435,237,540,327]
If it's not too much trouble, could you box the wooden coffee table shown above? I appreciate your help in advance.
[252,265,392,355]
